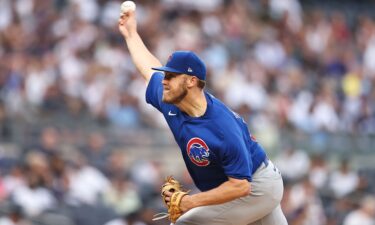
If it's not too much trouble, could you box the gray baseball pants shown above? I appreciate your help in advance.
[173,160,288,225]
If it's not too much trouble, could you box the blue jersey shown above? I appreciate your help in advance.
[146,72,266,191]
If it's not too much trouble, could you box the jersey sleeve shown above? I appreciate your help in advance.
[220,132,253,181]
[145,72,164,112]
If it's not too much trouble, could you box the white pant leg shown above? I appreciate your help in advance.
[248,205,288,225]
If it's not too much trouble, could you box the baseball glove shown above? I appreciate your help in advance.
[153,176,189,223]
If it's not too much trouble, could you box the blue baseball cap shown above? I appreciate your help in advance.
[152,51,206,80]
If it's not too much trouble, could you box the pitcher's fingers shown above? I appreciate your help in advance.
[118,19,124,26]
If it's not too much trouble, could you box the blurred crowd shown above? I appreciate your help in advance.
[276,147,375,225]
[1,0,375,136]
[0,126,374,225]
[0,126,172,225]
[1,0,375,224]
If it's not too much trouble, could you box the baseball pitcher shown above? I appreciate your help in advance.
[118,8,288,225]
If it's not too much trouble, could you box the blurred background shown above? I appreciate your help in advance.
[0,0,375,224]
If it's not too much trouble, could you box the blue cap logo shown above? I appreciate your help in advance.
[152,51,206,80]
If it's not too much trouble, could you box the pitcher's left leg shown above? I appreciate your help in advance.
[248,205,288,225]
[175,203,233,225]
[175,191,278,225]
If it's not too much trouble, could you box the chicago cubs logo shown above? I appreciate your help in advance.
[186,138,210,166]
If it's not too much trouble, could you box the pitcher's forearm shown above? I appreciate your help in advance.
[125,33,162,83]
[184,178,251,210]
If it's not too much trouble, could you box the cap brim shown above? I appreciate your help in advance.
[152,66,183,74]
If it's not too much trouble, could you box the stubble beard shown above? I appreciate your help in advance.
[162,83,188,104]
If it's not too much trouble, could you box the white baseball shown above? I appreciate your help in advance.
[121,1,136,13]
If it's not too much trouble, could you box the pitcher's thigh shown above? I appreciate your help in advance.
[248,205,288,225]
[176,195,278,225]
[175,204,232,225]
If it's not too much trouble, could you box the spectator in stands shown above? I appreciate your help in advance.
[66,153,110,205]
[81,132,110,172]
[0,204,30,225]
[0,101,12,141]
[24,152,51,188]
[11,171,56,217]
[343,195,375,225]
[48,153,69,201]
[329,158,359,198]
[1,165,25,200]
[106,91,140,128]
[104,151,128,179]
[33,127,61,159]
[309,154,329,190]
[282,177,326,225]
[274,146,311,182]
[102,174,142,216]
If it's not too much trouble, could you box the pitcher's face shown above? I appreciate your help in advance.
[162,72,188,104]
